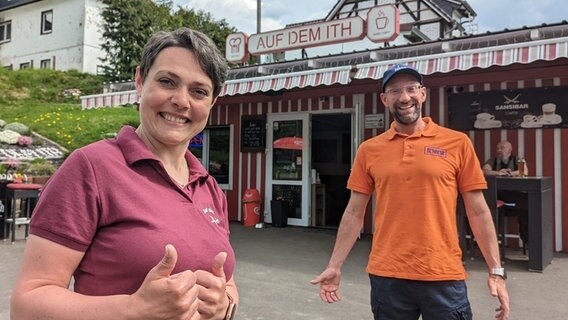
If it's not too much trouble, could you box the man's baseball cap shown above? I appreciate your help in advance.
[381,64,423,92]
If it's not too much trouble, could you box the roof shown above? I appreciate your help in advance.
[0,0,42,12]
[80,21,568,107]
[220,21,568,96]
[324,0,476,22]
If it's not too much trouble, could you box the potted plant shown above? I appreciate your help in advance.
[24,158,59,185]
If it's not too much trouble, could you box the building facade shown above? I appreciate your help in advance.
[0,0,105,73]
[78,1,568,253]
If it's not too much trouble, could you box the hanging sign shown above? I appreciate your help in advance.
[225,4,400,60]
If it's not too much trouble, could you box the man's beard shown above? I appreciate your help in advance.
[392,103,421,125]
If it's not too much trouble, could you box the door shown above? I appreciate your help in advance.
[266,113,311,226]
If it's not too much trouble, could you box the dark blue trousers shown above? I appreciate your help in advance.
[369,275,473,320]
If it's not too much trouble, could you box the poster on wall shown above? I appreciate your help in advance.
[448,86,567,131]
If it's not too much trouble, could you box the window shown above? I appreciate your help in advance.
[41,10,53,34]
[0,21,11,43]
[20,62,30,69]
[40,59,51,69]
[188,126,233,189]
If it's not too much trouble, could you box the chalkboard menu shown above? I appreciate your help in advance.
[241,115,266,152]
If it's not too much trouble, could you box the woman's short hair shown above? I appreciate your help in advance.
[138,27,228,98]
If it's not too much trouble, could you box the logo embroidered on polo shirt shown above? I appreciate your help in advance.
[424,146,447,158]
[202,207,220,224]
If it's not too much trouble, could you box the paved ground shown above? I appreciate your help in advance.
[2,223,568,319]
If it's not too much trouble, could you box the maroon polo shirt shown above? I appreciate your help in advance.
[30,126,235,295]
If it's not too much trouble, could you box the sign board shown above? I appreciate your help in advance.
[364,114,385,129]
[448,86,568,131]
[248,16,365,55]
[225,4,400,60]
[367,5,400,43]
[241,115,266,152]
[225,32,249,63]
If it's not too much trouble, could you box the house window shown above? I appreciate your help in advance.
[0,21,11,43]
[188,126,233,189]
[41,10,53,34]
[4,64,13,70]
[40,59,52,69]
[20,62,31,69]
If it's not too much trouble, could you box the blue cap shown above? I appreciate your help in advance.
[381,64,423,92]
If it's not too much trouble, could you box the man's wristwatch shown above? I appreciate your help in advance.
[491,267,507,280]
[224,291,237,320]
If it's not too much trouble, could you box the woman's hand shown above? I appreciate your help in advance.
[129,245,200,320]
[195,252,230,320]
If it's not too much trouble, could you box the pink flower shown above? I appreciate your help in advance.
[17,136,33,146]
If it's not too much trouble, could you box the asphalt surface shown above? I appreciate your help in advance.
[2,223,568,319]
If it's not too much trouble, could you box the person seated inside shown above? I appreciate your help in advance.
[482,140,529,252]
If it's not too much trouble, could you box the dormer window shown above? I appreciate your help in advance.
[41,10,53,35]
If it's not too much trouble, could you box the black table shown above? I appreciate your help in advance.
[496,176,554,272]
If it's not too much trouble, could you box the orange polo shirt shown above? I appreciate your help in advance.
[348,118,486,281]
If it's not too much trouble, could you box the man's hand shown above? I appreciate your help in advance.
[488,276,510,320]
[310,267,342,303]
[129,244,200,320]
[195,252,229,320]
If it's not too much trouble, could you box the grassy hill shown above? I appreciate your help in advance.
[0,68,139,152]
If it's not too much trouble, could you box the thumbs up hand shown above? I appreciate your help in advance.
[195,252,229,320]
[128,244,200,320]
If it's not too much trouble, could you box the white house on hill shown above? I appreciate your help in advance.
[0,0,106,73]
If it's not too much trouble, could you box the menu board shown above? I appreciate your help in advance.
[241,115,266,152]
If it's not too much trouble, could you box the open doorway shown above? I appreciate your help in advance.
[311,113,351,228]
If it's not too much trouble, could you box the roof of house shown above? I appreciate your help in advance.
[0,0,42,12]
[324,0,476,22]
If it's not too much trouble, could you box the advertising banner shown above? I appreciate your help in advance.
[448,86,567,131]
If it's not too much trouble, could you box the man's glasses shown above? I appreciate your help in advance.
[385,84,423,96]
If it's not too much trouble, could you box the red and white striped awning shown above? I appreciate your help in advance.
[81,90,138,109]
[220,65,352,96]
[355,37,568,80]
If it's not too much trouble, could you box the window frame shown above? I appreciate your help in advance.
[40,59,52,69]
[189,125,234,190]
[20,62,31,69]
[0,20,12,43]
[41,10,53,35]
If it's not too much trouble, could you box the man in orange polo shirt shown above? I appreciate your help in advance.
[312,64,509,320]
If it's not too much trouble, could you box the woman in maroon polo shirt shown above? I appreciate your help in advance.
[12,28,238,320]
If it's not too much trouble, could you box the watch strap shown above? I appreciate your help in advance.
[224,291,236,320]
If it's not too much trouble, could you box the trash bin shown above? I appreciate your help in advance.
[242,189,262,227]
[270,199,289,227]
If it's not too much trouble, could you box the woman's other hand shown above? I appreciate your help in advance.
[129,244,200,320]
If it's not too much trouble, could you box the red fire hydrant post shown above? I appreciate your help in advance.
[242,189,262,227]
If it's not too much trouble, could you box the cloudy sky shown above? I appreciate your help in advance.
[173,0,568,35]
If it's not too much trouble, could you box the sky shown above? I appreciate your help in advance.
[173,0,568,36]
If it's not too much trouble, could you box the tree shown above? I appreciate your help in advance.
[171,8,236,53]
[100,0,237,82]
